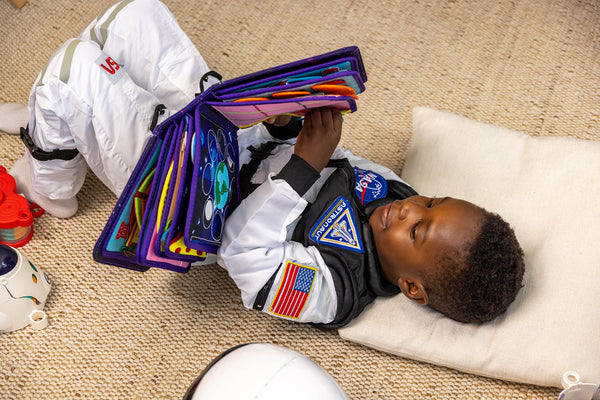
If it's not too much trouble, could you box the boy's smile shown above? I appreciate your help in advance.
[369,196,484,288]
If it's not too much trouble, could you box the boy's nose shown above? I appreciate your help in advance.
[399,198,425,220]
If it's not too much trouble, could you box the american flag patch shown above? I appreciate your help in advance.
[269,261,316,319]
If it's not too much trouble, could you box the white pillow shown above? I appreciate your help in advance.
[339,106,600,388]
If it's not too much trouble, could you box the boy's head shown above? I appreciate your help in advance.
[369,196,524,323]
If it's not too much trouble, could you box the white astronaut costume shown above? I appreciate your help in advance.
[218,125,411,325]
[17,0,209,216]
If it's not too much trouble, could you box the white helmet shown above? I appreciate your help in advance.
[0,244,51,333]
[183,343,348,400]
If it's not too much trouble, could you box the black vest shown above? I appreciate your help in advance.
[291,158,417,329]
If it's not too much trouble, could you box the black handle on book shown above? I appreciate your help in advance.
[198,70,223,95]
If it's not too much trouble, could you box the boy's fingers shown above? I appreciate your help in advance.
[303,111,312,128]
[310,108,322,127]
[333,109,343,131]
[321,107,333,127]
[303,107,342,131]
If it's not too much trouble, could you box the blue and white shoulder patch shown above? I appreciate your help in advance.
[354,167,388,205]
[309,196,364,253]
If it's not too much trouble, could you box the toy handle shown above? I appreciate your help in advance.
[29,309,48,330]
[563,371,582,388]
[29,203,44,218]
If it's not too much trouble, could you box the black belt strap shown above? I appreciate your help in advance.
[21,102,168,162]
[20,126,79,161]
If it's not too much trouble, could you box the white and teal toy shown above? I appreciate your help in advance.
[0,244,51,333]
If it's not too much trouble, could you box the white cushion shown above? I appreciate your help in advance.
[339,106,600,388]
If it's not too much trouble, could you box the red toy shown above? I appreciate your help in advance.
[0,166,42,247]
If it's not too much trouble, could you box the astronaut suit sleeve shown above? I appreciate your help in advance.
[218,123,344,324]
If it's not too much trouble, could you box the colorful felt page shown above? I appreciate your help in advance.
[184,104,239,254]
[206,96,356,128]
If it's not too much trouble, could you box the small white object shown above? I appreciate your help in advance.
[29,309,48,330]
[563,371,582,388]
[0,244,51,333]
[184,343,348,400]
[559,371,600,400]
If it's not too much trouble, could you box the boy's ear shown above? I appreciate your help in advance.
[398,278,429,305]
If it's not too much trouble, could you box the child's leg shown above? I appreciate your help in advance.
[15,37,164,217]
[14,0,209,218]
[78,0,210,111]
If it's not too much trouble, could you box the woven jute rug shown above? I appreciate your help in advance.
[2,0,597,398]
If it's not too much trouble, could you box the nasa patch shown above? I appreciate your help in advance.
[354,167,388,205]
[309,196,364,253]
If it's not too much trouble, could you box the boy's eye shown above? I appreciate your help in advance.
[427,197,436,208]
[410,221,420,241]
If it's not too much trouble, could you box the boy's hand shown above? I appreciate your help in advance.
[294,108,343,172]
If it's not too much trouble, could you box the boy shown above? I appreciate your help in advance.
[219,110,524,328]
[7,0,524,327]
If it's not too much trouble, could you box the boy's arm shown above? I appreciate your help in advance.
[217,109,343,324]
[217,174,338,323]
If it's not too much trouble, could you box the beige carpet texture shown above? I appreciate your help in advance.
[1,0,598,399]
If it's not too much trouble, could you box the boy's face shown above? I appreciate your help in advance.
[369,196,483,285]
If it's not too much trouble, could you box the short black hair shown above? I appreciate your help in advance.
[426,210,525,323]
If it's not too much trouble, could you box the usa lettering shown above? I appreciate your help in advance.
[100,57,120,74]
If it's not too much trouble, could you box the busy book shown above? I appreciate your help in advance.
[93,46,368,272]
